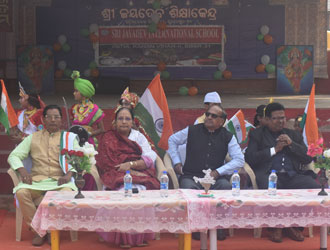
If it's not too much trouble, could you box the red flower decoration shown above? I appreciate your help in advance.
[75,151,84,157]
[61,148,68,155]
[68,150,75,156]
[307,137,324,157]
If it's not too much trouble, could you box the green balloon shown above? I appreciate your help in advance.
[148,22,157,33]
[161,70,170,79]
[257,34,264,41]
[179,86,189,96]
[214,71,222,80]
[64,68,72,78]
[80,28,90,37]
[89,61,97,69]
[62,43,71,53]
[152,0,161,9]
[265,64,276,73]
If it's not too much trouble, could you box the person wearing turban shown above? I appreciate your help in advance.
[71,70,105,190]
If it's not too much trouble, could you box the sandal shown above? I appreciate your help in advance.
[120,244,131,249]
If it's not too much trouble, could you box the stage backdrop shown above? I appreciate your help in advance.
[36,0,284,80]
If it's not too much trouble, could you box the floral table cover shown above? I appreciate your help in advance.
[181,189,330,231]
[31,189,330,237]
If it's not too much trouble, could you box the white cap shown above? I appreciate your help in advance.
[204,92,221,104]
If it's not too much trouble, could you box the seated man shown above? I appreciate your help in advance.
[8,104,78,246]
[167,103,245,240]
[245,102,320,243]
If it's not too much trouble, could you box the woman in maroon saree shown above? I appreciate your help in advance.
[96,107,159,248]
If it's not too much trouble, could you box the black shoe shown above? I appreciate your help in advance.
[192,232,200,240]
[217,229,226,241]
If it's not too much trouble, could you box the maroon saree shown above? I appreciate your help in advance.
[96,130,159,190]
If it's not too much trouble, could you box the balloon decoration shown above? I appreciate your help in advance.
[256,64,265,73]
[261,55,270,65]
[62,43,71,53]
[64,68,73,78]
[179,86,189,96]
[89,33,99,43]
[55,69,64,79]
[260,25,269,35]
[188,86,198,96]
[89,23,99,33]
[213,71,222,80]
[223,70,232,79]
[160,0,171,6]
[80,28,90,37]
[217,61,227,72]
[58,60,67,70]
[263,34,273,45]
[265,64,276,73]
[157,21,167,30]
[89,61,97,69]
[53,42,61,52]
[152,0,161,9]
[58,34,67,45]
[160,70,170,79]
[148,22,157,33]
[91,68,100,78]
[157,61,166,71]
[256,34,264,41]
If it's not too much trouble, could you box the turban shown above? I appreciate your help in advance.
[120,87,139,109]
[71,70,95,98]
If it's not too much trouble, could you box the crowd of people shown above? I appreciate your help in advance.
[7,72,321,247]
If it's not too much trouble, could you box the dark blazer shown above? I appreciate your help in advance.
[245,126,312,185]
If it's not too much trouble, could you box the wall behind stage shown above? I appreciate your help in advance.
[36,0,284,80]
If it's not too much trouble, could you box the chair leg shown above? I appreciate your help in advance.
[16,207,23,241]
[70,231,78,242]
[155,232,161,240]
[308,226,313,238]
[229,228,234,237]
[254,228,262,238]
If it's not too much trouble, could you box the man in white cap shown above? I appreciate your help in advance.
[194,92,222,124]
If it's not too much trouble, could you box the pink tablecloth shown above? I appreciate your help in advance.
[31,189,330,237]
[31,190,189,237]
[181,189,330,231]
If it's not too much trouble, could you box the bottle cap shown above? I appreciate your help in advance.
[126,170,130,174]
[163,171,167,174]
[234,170,238,173]
[271,170,276,173]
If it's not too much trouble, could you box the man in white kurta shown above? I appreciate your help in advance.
[8,104,78,246]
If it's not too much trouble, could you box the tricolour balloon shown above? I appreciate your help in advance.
[260,25,269,35]
[265,64,276,73]
[218,61,227,72]
[214,71,222,80]
[261,55,270,65]
[89,23,99,33]
[58,34,67,45]
[58,60,67,70]
[179,86,189,96]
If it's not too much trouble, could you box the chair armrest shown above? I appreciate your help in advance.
[7,168,20,187]
[155,155,167,181]
[163,153,180,189]
[89,165,104,191]
[242,162,258,189]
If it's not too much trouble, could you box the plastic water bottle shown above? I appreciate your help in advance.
[268,170,277,196]
[160,171,169,198]
[124,170,132,197]
[231,170,240,196]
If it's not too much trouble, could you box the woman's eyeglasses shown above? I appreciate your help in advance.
[205,112,221,119]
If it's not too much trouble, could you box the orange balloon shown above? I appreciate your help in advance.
[188,86,198,96]
[53,43,61,52]
[91,68,100,77]
[89,34,99,43]
[264,34,273,45]
[223,70,232,79]
[157,61,166,71]
[157,21,167,30]
[256,64,265,73]
[55,69,64,79]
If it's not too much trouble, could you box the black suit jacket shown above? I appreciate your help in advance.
[245,126,312,184]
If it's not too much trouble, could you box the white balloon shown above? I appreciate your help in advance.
[154,71,161,77]
[89,23,99,33]
[84,69,91,77]
[160,0,171,6]
[260,25,269,36]
[58,35,67,45]
[151,13,160,23]
[218,61,227,72]
[57,60,67,70]
[261,55,270,65]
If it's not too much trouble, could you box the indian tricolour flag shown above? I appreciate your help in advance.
[134,74,173,156]
[301,84,319,146]
[226,109,254,144]
[0,79,18,134]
